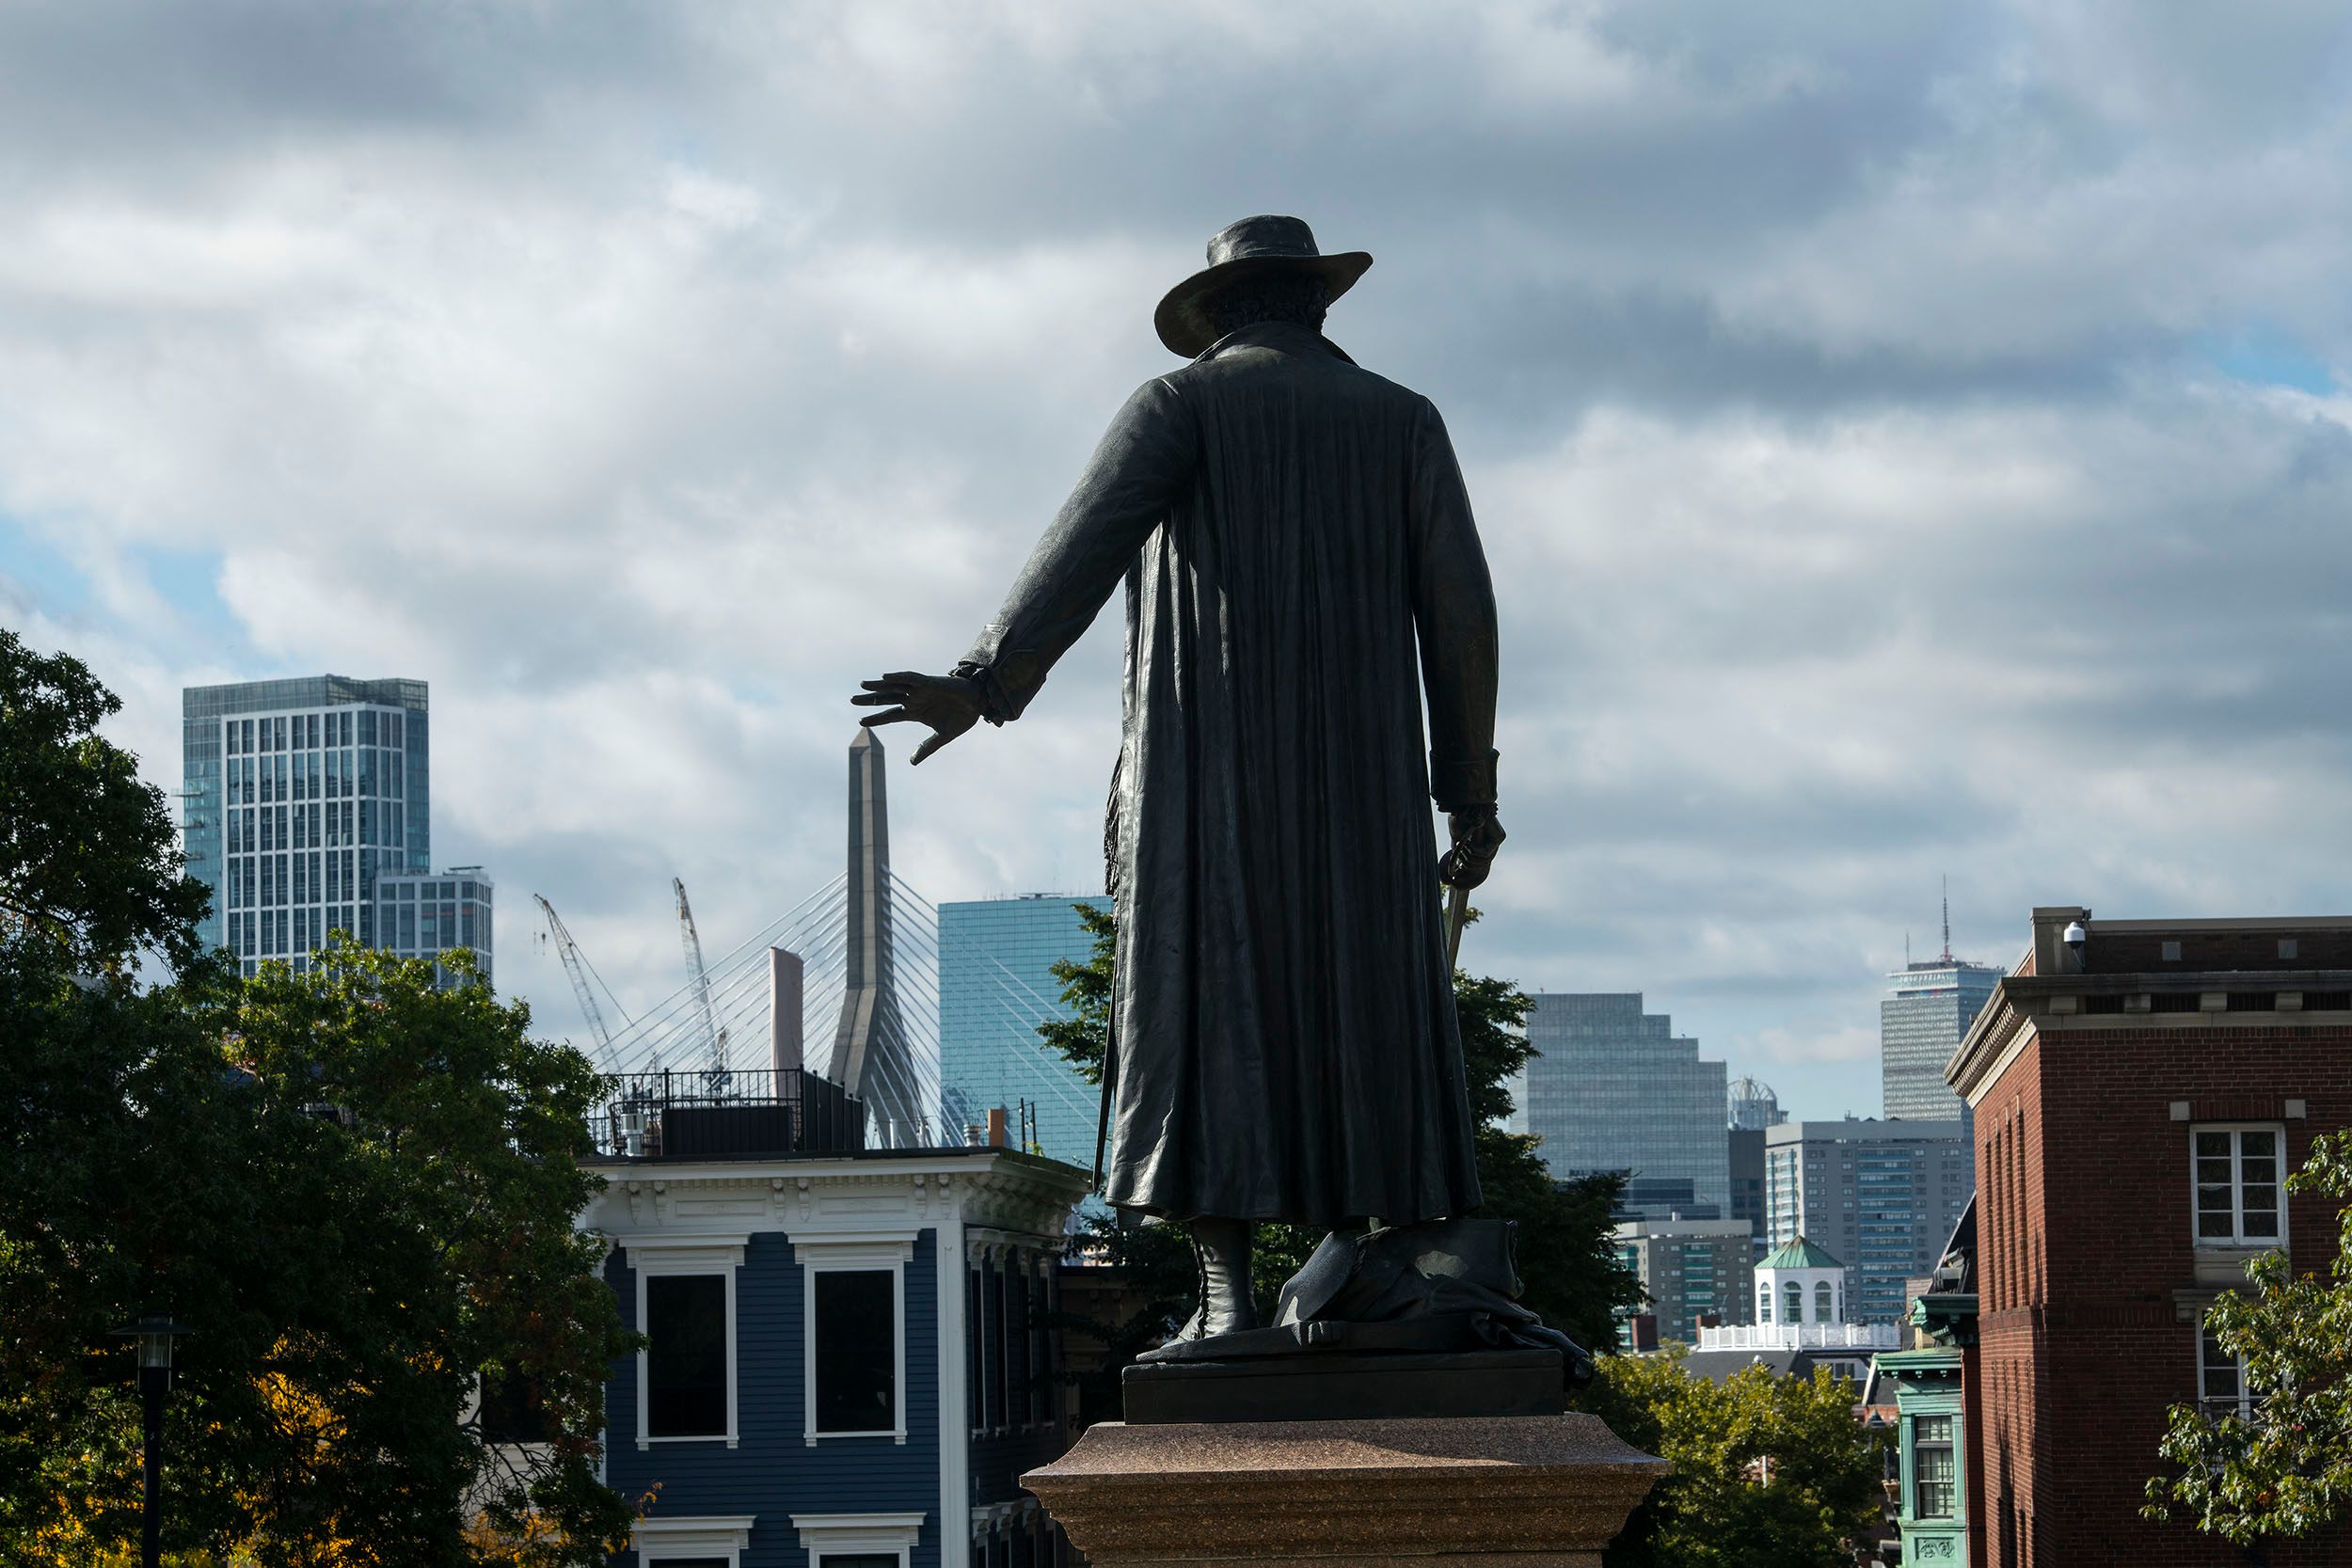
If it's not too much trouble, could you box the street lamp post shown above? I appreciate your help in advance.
[112,1313,188,1568]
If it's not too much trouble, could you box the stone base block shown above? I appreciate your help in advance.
[1122,1349,1565,1424]
[1022,1413,1664,1567]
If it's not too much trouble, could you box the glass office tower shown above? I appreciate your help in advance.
[936,895,1106,1170]
[182,676,485,982]
[1523,992,1730,1216]
[1882,960,2003,1121]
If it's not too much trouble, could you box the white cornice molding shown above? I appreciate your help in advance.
[794,1511,927,1557]
[631,1514,755,1556]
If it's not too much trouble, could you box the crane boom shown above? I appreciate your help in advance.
[674,878,731,1089]
[534,895,619,1060]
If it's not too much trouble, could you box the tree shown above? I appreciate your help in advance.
[0,629,208,971]
[1036,901,1641,1384]
[1576,1349,1888,1568]
[0,633,635,1566]
[2146,1129,2352,1546]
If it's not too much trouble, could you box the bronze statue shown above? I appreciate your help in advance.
[856,215,1503,1343]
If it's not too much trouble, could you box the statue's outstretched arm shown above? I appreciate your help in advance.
[854,378,1195,761]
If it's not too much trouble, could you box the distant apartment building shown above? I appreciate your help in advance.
[181,676,490,982]
[1728,1128,1768,1255]
[1763,1117,1972,1324]
[1524,993,1729,1217]
[1613,1216,1754,1343]
[373,867,495,988]
[937,895,1106,1170]
[1883,957,2002,1122]
[1727,1076,1786,1257]
[1947,907,2352,1566]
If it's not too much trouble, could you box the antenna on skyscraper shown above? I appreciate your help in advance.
[1940,876,1952,963]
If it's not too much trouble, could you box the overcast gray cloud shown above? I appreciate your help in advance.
[5,0,2351,1118]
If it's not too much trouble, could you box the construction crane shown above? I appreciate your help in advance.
[673,878,732,1093]
[533,894,633,1069]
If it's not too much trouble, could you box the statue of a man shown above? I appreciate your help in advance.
[856,215,1503,1341]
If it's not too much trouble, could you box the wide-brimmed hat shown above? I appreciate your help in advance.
[1153,214,1373,358]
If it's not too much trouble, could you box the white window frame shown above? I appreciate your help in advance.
[623,1235,746,1451]
[793,1510,925,1568]
[2198,1325,2254,1421]
[794,1230,914,1447]
[633,1513,755,1568]
[2190,1124,2289,1249]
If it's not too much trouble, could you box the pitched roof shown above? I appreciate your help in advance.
[1759,1236,1844,1271]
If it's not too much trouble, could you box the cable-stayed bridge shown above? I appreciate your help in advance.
[536,733,1103,1157]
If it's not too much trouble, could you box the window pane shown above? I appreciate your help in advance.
[478,1372,550,1445]
[1914,1418,1956,1520]
[815,1269,896,1433]
[645,1275,727,1437]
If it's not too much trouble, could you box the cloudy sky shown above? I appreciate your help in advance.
[7,1,2350,1120]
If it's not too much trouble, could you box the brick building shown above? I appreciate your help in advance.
[1946,907,2352,1566]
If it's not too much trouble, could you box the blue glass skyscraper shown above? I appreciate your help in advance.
[181,675,489,982]
[1521,992,1730,1216]
[936,895,1106,1169]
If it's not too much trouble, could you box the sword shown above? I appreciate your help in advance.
[1445,883,1470,971]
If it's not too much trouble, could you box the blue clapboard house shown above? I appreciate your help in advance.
[582,1069,1092,1568]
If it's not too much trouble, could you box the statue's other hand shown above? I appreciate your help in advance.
[1438,808,1505,891]
[851,671,983,765]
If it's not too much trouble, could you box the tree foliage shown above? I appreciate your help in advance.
[2146,1130,2352,1546]
[0,633,635,1566]
[1576,1349,1888,1568]
[1037,900,1642,1386]
[0,628,208,972]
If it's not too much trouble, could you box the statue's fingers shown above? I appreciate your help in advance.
[911,729,957,766]
[859,709,914,728]
[882,670,932,686]
[850,691,900,706]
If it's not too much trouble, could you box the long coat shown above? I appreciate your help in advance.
[958,320,1498,1226]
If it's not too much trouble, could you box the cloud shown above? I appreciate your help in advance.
[3,0,2350,1116]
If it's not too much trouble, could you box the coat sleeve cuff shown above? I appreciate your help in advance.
[952,659,1022,726]
[1430,749,1499,813]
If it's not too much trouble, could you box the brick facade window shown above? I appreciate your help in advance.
[2199,1327,2252,1420]
[2192,1125,2285,1246]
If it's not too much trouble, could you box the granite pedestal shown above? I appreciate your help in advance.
[1022,1413,1665,1568]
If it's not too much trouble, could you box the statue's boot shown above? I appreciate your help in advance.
[1171,1215,1260,1341]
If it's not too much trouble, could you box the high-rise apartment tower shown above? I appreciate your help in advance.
[1763,1117,1973,1323]
[181,676,490,982]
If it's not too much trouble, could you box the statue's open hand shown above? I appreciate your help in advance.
[1438,808,1505,891]
[851,671,983,765]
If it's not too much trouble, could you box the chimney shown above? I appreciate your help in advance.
[986,1106,1009,1149]
[770,947,803,1076]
